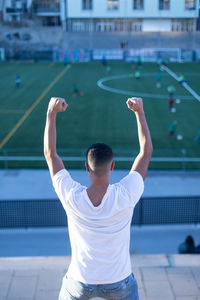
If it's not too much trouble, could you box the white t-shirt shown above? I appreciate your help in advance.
[53,169,144,284]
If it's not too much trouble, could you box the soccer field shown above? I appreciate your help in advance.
[0,61,200,170]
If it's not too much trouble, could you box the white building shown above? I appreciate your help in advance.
[1,0,199,33]
[1,0,67,28]
[1,0,28,22]
[66,0,199,32]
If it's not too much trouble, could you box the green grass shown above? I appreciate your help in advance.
[0,61,200,170]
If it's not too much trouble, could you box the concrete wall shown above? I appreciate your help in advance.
[60,31,200,49]
[143,19,171,32]
[1,23,200,49]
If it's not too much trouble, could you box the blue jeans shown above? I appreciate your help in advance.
[59,273,139,300]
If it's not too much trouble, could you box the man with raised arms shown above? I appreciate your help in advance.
[44,96,153,300]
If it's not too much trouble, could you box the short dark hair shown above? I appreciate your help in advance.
[86,143,113,176]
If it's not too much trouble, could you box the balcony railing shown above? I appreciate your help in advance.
[6,7,23,14]
[35,7,60,13]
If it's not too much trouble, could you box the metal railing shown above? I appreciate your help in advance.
[0,148,200,170]
[0,196,199,228]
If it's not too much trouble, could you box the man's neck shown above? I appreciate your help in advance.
[89,174,110,188]
[87,174,110,207]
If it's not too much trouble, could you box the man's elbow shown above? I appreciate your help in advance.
[148,143,153,158]
[44,149,57,160]
[142,144,153,160]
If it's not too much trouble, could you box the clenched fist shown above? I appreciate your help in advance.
[47,97,68,114]
[126,97,143,113]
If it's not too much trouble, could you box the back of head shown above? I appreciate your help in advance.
[86,143,113,177]
[186,235,195,253]
[186,235,194,246]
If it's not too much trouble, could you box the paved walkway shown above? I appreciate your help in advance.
[0,255,200,300]
[1,170,200,200]
[1,225,200,257]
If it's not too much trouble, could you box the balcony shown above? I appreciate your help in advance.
[6,7,23,14]
[34,3,60,16]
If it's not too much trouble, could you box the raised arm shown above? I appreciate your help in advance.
[44,97,68,180]
[126,97,153,180]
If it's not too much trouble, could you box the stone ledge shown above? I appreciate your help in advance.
[169,254,200,267]
[0,255,199,270]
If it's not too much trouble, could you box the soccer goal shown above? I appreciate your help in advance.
[155,48,182,62]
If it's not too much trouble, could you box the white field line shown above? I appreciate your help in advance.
[97,74,193,100]
[0,156,200,163]
[180,72,200,76]
[162,65,200,102]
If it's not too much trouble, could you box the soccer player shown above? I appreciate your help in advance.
[167,85,176,97]
[44,97,152,300]
[178,75,185,85]
[157,57,162,66]
[168,120,177,138]
[106,65,111,72]
[131,59,135,68]
[137,55,142,69]
[135,70,141,80]
[15,74,21,87]
[168,97,174,111]
[73,84,83,97]
[102,55,107,67]
[161,58,168,66]
[156,71,162,88]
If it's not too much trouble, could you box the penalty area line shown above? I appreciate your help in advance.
[0,65,71,150]
[97,74,193,100]
[162,65,200,102]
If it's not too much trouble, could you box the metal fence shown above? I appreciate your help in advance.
[2,47,200,62]
[0,196,200,228]
[1,148,200,170]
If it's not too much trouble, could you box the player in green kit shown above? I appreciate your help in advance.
[137,56,142,69]
[135,70,141,80]
[167,85,176,97]
[178,75,185,85]
[168,120,177,138]
[73,84,84,97]
[156,72,162,88]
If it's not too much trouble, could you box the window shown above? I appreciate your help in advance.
[133,0,143,10]
[132,20,142,31]
[108,0,119,10]
[82,0,92,10]
[72,21,85,32]
[159,0,170,10]
[185,0,195,9]
[171,19,195,32]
